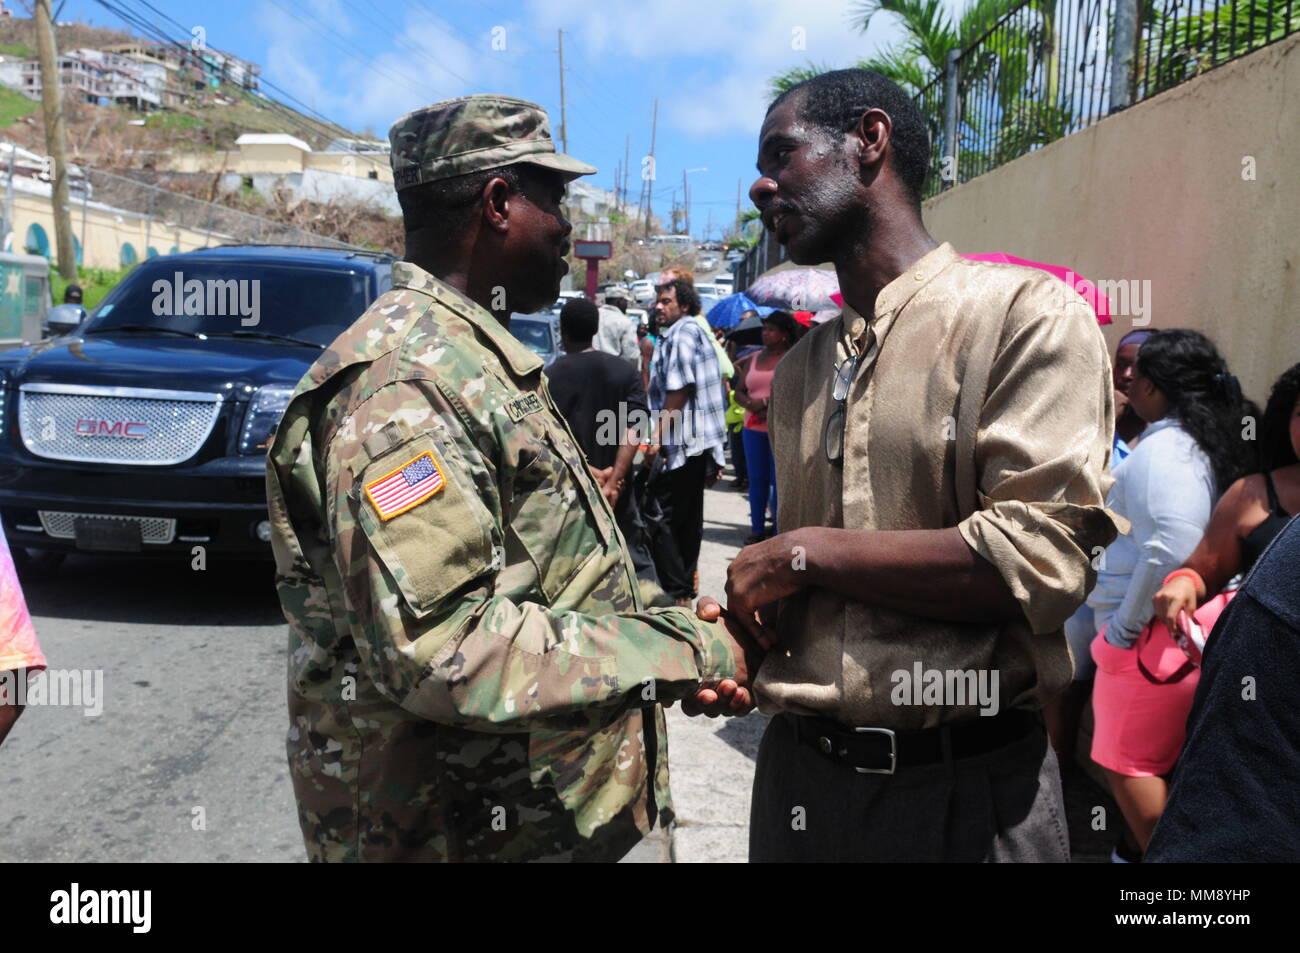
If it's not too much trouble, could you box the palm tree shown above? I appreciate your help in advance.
[769,0,1072,194]
[770,0,1022,97]
[1141,0,1300,96]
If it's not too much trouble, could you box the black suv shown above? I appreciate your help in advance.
[0,244,393,572]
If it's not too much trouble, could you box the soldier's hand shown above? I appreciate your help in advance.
[671,596,763,718]
[589,465,614,490]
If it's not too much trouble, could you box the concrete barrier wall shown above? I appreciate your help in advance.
[922,33,1300,405]
[11,192,226,269]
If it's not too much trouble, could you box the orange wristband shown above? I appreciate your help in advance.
[1163,568,1206,600]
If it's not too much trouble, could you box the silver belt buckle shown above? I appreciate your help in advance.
[852,726,897,775]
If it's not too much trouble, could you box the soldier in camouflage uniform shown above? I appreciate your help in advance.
[266,95,755,862]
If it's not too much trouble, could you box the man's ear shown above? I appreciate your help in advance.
[481,175,513,234]
[853,107,892,175]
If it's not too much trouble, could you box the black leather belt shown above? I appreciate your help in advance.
[791,709,1037,775]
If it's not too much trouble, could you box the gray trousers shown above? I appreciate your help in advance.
[749,713,1070,862]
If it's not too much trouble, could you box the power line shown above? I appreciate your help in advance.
[94,0,388,171]
[265,0,445,102]
[350,0,473,87]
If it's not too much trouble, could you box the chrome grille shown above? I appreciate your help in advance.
[38,511,177,544]
[19,383,223,466]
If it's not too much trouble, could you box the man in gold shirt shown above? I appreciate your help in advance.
[728,69,1119,861]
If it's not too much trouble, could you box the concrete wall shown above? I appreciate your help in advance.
[236,142,306,174]
[307,151,393,184]
[162,146,393,185]
[9,190,227,269]
[922,33,1300,406]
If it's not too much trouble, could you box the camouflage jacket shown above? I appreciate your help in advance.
[266,261,736,862]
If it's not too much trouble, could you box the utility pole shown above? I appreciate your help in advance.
[643,98,657,236]
[35,0,76,280]
[622,133,630,210]
[681,167,691,236]
[4,144,15,250]
[556,30,568,155]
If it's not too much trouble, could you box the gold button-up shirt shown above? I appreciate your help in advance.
[759,243,1120,728]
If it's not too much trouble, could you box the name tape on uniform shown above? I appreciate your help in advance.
[364,451,446,520]
[505,393,544,422]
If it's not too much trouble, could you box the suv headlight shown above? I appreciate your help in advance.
[239,384,294,455]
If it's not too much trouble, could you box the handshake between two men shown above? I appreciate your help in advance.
[670,531,803,719]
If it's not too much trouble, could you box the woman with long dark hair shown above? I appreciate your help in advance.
[1152,362,1300,630]
[1086,329,1255,858]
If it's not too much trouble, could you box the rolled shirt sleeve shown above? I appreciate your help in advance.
[957,304,1122,636]
[328,379,736,734]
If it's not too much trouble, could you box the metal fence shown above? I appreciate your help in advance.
[70,166,361,258]
[922,0,1300,198]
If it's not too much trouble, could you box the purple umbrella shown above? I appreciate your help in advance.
[746,268,840,311]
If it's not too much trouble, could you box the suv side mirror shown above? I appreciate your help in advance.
[45,304,86,337]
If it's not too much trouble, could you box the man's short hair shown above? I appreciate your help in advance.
[560,297,600,342]
[655,278,700,316]
[605,295,628,312]
[397,163,527,234]
[767,68,931,208]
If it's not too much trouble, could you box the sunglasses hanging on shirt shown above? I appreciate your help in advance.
[824,326,879,465]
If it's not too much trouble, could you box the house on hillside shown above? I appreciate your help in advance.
[0,47,161,110]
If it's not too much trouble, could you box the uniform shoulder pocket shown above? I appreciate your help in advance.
[350,431,497,614]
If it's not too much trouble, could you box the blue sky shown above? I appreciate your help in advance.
[61,0,949,237]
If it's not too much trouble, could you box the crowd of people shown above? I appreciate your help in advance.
[551,269,810,606]
[1042,332,1300,861]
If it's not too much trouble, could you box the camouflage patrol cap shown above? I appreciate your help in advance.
[389,95,597,191]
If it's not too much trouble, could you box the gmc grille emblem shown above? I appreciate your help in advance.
[75,418,148,439]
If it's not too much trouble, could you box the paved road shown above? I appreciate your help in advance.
[2,554,301,862]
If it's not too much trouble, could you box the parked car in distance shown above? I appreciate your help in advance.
[508,312,563,367]
[696,256,718,272]
[625,307,648,328]
[713,274,734,291]
[629,279,655,304]
[695,283,722,298]
[0,244,394,574]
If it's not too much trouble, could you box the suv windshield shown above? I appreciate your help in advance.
[81,259,372,347]
[510,317,554,356]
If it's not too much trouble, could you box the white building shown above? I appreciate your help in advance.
[566,180,633,241]
[0,48,161,110]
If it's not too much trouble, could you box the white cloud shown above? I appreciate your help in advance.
[252,0,972,139]
[516,0,926,139]
[254,0,523,134]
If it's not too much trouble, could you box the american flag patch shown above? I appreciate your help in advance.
[364,451,446,520]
